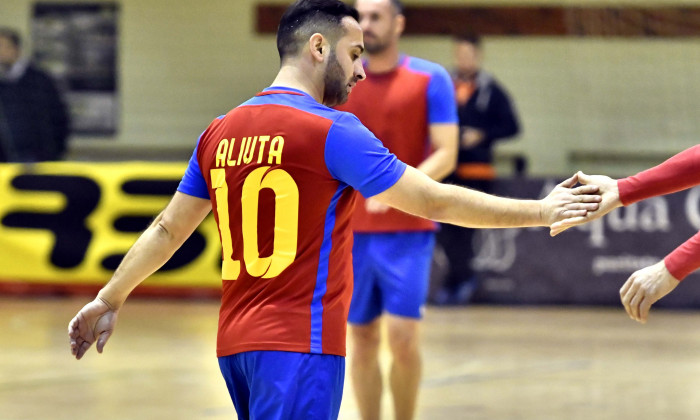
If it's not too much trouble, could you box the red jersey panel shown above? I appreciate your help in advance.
[336,55,456,232]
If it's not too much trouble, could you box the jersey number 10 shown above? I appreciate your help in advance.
[210,167,299,280]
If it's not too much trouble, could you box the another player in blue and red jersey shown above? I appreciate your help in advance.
[334,1,458,418]
[68,1,601,419]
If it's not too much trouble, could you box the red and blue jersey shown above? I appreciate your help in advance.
[336,55,457,232]
[177,87,406,357]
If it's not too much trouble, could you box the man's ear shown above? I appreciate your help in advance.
[394,14,406,37]
[309,33,326,63]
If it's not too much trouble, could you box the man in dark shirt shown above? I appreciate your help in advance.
[434,34,521,305]
[0,27,70,162]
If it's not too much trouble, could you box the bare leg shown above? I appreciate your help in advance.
[386,315,421,420]
[350,318,383,420]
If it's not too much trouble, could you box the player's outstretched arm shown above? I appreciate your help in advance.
[619,260,680,324]
[67,192,211,360]
[550,171,622,236]
[554,146,700,237]
[372,166,600,228]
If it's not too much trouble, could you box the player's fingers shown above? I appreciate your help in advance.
[638,296,653,324]
[76,341,91,360]
[571,185,601,197]
[619,276,634,298]
[68,317,81,338]
[576,171,592,185]
[96,331,112,354]
[564,202,599,211]
[552,216,584,228]
[628,290,643,321]
[560,210,587,219]
[620,277,638,320]
[72,336,86,356]
[556,173,578,189]
[549,217,587,236]
[549,224,571,237]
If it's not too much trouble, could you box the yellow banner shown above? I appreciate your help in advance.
[0,162,221,288]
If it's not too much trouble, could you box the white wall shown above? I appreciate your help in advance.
[2,0,700,175]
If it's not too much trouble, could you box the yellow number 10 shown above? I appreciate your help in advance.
[210,166,299,280]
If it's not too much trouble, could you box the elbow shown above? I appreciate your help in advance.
[155,220,175,241]
[153,213,179,243]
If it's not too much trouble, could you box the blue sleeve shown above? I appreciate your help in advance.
[177,134,210,199]
[426,65,458,124]
[325,113,407,198]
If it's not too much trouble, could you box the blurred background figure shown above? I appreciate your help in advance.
[335,0,458,418]
[433,34,521,305]
[0,27,70,163]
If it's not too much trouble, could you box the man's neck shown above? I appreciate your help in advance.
[270,62,323,104]
[364,44,401,74]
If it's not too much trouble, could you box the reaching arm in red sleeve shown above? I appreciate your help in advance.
[616,145,700,281]
[664,232,700,281]
[617,145,700,205]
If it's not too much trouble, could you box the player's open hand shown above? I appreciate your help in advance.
[68,297,119,360]
[620,260,680,324]
[549,171,622,236]
[540,173,601,227]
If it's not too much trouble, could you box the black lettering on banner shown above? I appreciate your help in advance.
[2,175,100,268]
[100,179,207,271]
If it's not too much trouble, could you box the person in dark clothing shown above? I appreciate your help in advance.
[0,27,70,162]
[434,34,521,305]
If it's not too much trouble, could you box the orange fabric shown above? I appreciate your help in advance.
[455,163,496,180]
[455,79,476,106]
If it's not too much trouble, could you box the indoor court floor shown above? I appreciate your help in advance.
[2,296,700,420]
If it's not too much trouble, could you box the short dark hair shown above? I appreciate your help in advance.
[455,33,482,49]
[277,0,359,61]
[0,27,21,49]
[388,0,404,15]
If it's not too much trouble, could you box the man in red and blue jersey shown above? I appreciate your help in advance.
[551,147,700,324]
[334,1,458,418]
[68,1,601,419]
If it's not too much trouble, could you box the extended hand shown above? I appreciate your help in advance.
[550,171,622,236]
[540,173,601,226]
[68,297,119,360]
[620,260,680,324]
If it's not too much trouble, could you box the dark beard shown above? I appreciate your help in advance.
[322,51,348,107]
[362,31,390,55]
[363,39,389,55]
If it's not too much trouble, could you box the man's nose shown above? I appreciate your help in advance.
[355,63,366,81]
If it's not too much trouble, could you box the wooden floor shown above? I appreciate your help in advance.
[3,297,700,420]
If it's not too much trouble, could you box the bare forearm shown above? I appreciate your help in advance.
[375,167,595,230]
[98,214,188,307]
[420,123,458,181]
[416,147,457,181]
[427,183,543,228]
